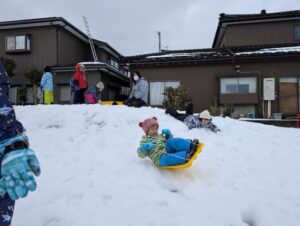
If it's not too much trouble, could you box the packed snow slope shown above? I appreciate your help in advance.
[12,105,300,226]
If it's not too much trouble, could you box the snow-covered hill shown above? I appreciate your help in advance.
[12,105,300,226]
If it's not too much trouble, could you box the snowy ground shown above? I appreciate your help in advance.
[11,105,300,226]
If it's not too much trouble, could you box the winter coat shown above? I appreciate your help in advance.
[73,64,88,89]
[70,78,80,93]
[84,86,101,102]
[184,115,220,133]
[137,134,166,166]
[129,77,149,104]
[0,63,24,141]
[40,72,53,91]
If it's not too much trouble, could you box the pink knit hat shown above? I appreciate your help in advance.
[139,117,159,133]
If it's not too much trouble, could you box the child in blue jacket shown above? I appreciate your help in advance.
[0,63,41,226]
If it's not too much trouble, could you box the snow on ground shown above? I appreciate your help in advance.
[11,105,300,226]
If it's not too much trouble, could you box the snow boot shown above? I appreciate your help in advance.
[187,139,199,159]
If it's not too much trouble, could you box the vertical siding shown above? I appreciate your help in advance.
[57,27,92,66]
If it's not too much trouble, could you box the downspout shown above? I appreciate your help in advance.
[127,63,132,90]
[56,28,59,66]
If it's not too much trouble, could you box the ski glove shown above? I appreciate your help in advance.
[162,129,173,139]
[140,141,155,152]
[0,148,41,200]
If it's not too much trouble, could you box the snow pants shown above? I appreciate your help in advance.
[0,154,15,226]
[159,138,192,166]
[165,103,194,122]
[43,90,54,104]
[123,97,147,108]
[74,89,87,104]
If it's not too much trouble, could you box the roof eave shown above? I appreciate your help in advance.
[51,64,129,82]
[128,53,300,67]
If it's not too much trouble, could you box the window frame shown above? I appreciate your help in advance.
[5,34,31,53]
[220,77,257,94]
[294,24,300,41]
[149,80,181,106]
[109,58,119,69]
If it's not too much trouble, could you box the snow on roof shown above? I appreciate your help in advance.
[146,51,216,59]
[79,61,105,65]
[235,46,300,55]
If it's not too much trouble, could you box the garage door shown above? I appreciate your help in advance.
[279,78,298,115]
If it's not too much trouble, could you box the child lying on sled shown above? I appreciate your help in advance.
[137,117,199,166]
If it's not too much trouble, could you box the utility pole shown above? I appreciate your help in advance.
[82,15,99,62]
[157,31,161,52]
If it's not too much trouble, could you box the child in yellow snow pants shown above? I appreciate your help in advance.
[44,90,54,104]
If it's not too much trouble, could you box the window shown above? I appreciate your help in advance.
[6,37,15,51]
[5,35,31,52]
[299,77,300,112]
[60,86,71,102]
[16,36,25,49]
[295,25,300,40]
[150,81,180,105]
[120,67,129,77]
[220,77,256,94]
[110,59,119,69]
[26,87,33,104]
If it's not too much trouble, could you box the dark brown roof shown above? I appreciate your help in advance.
[124,43,300,67]
[219,10,300,22]
[213,9,300,48]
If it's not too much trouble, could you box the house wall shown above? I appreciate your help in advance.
[220,20,300,47]
[57,27,92,66]
[0,25,95,83]
[0,26,57,83]
[53,69,129,103]
[131,58,300,116]
[52,70,102,104]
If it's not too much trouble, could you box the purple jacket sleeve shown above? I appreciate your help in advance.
[0,63,24,141]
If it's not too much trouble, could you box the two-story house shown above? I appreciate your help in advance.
[0,17,130,104]
[125,10,300,118]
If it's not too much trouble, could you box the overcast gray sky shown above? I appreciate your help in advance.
[1,0,299,55]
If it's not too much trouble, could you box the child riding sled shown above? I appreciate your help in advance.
[137,117,199,167]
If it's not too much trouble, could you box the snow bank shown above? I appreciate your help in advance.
[11,105,300,226]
